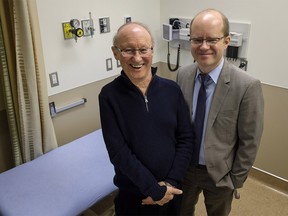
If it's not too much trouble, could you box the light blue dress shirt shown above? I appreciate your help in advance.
[192,58,224,165]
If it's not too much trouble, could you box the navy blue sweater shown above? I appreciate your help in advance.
[99,67,193,201]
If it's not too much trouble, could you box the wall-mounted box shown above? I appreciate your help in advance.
[229,21,251,59]
[81,19,92,36]
[99,17,110,33]
[62,22,73,39]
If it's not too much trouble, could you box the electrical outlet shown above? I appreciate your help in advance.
[99,17,110,33]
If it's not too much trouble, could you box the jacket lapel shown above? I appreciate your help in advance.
[206,61,231,130]
[190,70,197,117]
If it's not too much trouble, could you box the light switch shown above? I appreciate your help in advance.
[116,60,121,68]
[49,72,59,87]
[106,58,113,71]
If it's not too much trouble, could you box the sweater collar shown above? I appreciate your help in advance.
[120,66,157,78]
[119,67,158,91]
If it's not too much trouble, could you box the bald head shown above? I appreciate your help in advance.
[191,9,229,37]
[113,22,154,47]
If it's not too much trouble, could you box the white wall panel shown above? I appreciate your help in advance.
[36,0,161,95]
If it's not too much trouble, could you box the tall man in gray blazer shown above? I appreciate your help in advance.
[177,9,264,216]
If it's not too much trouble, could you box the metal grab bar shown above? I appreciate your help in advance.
[49,98,87,117]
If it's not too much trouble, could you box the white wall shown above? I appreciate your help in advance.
[35,0,288,180]
[37,0,288,93]
[36,0,161,96]
[160,0,288,89]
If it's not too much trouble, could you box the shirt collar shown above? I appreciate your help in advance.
[196,58,224,84]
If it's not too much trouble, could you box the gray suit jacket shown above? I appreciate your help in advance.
[176,59,264,189]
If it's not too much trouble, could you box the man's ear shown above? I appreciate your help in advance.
[224,36,231,48]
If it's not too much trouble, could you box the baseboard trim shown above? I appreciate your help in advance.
[250,167,288,195]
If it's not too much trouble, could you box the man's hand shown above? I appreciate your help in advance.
[142,196,155,205]
[234,189,241,199]
[142,181,183,206]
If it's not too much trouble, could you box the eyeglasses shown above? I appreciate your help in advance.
[190,37,225,46]
[115,46,153,57]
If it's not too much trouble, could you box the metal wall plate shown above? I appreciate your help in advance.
[82,19,92,36]
[62,22,73,39]
[99,17,110,33]
[106,58,113,71]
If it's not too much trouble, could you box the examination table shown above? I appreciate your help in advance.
[0,129,117,216]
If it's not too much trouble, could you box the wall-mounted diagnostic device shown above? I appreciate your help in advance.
[162,18,251,71]
[226,32,243,61]
[162,18,191,71]
[162,24,173,41]
[162,18,191,41]
[226,21,251,70]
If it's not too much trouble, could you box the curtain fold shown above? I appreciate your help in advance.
[26,0,58,155]
[0,20,23,165]
[0,0,57,165]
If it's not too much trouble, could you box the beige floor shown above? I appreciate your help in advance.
[196,176,288,216]
[84,174,288,216]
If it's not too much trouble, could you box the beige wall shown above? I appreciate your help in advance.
[254,84,288,180]
[49,62,288,180]
[49,77,112,146]
[49,62,176,146]
[1,62,288,182]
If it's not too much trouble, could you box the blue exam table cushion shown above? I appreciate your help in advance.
[0,129,117,216]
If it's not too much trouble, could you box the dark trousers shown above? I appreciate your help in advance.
[114,189,182,216]
[181,166,234,216]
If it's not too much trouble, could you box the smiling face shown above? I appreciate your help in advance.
[190,11,230,73]
[112,23,154,85]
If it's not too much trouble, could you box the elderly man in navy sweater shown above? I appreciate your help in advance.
[99,22,193,216]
